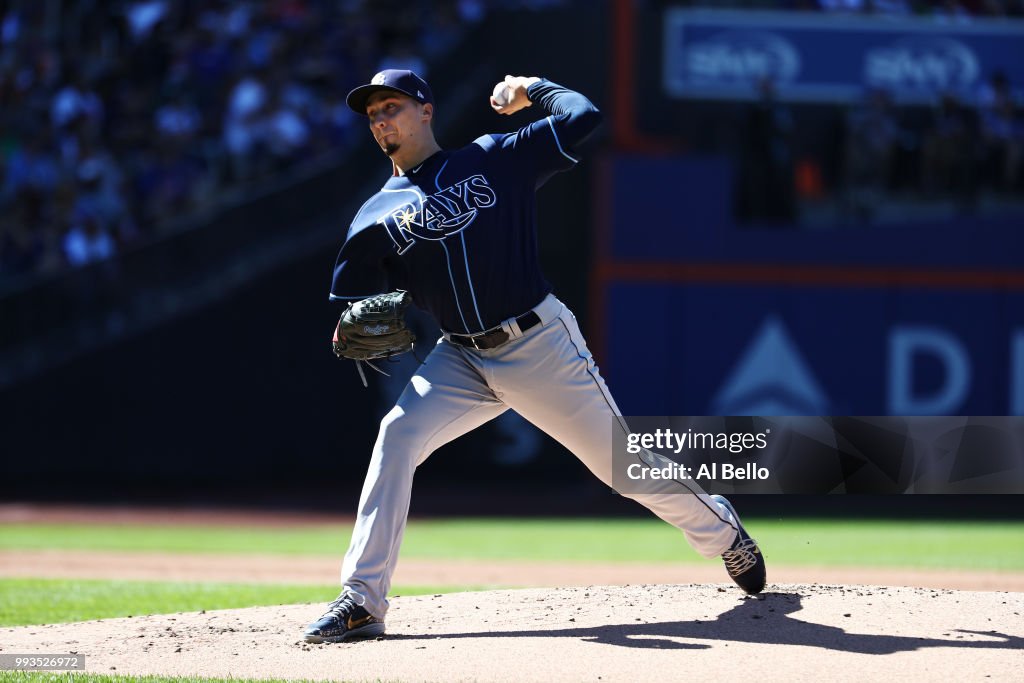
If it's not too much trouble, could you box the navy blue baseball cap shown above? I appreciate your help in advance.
[346,69,434,115]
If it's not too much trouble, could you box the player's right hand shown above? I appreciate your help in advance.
[490,75,540,115]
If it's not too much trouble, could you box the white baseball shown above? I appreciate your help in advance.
[492,81,512,107]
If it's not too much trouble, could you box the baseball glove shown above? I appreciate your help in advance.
[332,291,416,362]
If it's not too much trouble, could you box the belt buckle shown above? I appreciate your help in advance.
[473,328,509,350]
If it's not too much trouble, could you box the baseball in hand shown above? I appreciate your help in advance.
[492,81,513,107]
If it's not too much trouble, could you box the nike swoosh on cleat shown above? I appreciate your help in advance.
[347,614,374,630]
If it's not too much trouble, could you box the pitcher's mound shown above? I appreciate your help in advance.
[3,584,1021,682]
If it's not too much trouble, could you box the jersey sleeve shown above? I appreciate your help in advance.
[484,79,603,187]
[328,228,391,302]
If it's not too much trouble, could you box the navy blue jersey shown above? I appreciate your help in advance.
[329,80,602,334]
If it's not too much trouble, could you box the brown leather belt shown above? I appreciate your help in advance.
[448,311,541,350]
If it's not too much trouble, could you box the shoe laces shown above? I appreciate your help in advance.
[722,537,760,575]
[322,592,361,620]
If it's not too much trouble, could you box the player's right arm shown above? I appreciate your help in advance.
[483,76,603,186]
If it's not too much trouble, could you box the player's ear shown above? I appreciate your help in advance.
[421,102,433,123]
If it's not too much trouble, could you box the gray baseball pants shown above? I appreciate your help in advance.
[340,294,740,618]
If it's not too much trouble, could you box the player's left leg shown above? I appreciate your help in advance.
[492,295,765,592]
[304,341,508,643]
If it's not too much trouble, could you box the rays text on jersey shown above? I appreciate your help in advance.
[379,174,497,254]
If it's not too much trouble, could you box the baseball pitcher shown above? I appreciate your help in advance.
[305,70,767,643]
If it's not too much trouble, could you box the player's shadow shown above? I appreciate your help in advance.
[385,592,1024,654]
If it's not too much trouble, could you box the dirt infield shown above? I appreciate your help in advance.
[2,584,1022,682]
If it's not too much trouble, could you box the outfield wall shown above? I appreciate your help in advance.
[595,156,1024,417]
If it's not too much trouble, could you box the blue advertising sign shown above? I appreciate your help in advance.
[605,283,1024,417]
[663,9,1024,103]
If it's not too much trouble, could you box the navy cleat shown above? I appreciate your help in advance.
[303,592,385,643]
[712,495,767,595]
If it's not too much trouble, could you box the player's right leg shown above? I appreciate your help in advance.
[495,298,766,594]
[304,341,507,642]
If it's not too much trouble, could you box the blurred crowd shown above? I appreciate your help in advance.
[844,72,1022,216]
[660,0,1024,16]
[2,0,1020,283]
[818,0,1024,15]
[0,0,490,285]
[736,70,1024,224]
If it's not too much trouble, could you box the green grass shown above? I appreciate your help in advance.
[0,525,353,557]
[0,578,462,627]
[1,519,1023,570]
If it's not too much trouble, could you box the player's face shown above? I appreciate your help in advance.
[366,92,425,157]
